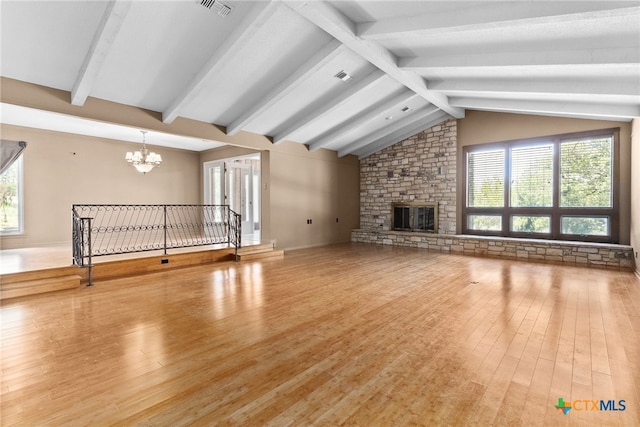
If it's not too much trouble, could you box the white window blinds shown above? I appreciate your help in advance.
[510,144,553,207]
[467,149,505,207]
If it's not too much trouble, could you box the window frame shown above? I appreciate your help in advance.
[0,155,24,236]
[462,128,619,243]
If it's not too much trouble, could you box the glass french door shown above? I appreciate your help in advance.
[204,155,260,243]
[226,163,253,233]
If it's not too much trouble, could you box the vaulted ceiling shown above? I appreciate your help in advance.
[1,1,639,158]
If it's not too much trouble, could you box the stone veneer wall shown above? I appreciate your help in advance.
[360,119,457,234]
[351,230,634,269]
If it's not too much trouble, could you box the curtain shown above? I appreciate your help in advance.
[0,140,27,174]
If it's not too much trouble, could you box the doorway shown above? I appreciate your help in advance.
[204,153,261,245]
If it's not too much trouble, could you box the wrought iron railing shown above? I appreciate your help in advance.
[72,204,241,285]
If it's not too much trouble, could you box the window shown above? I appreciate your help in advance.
[467,149,504,208]
[463,129,618,243]
[0,156,23,235]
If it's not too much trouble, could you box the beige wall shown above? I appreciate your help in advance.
[201,143,360,250]
[631,118,640,271]
[269,147,360,250]
[0,124,200,249]
[457,110,633,245]
[0,78,361,251]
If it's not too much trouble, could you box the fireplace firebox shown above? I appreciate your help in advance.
[392,202,438,232]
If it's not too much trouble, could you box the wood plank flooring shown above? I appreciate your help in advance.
[1,243,638,426]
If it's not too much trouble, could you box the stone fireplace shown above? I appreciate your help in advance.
[359,119,457,235]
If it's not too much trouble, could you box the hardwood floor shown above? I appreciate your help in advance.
[1,243,638,426]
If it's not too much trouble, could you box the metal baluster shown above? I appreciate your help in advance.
[86,217,93,286]
[164,205,167,255]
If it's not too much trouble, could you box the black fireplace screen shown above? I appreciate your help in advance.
[392,203,438,232]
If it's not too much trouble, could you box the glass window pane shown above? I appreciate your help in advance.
[560,137,612,207]
[511,215,551,233]
[415,207,425,230]
[468,215,502,231]
[0,158,22,234]
[209,165,223,221]
[413,207,435,231]
[561,216,609,236]
[510,144,553,207]
[467,149,505,207]
[393,207,407,229]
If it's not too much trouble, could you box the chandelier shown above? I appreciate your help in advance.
[125,130,162,174]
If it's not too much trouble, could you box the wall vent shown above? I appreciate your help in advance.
[197,0,232,17]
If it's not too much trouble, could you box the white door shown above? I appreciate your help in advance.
[226,162,253,234]
[204,162,224,206]
[204,159,259,242]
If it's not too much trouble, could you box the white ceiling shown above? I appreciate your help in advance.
[1,0,638,158]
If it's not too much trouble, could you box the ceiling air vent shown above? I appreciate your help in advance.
[334,70,353,82]
[197,0,232,17]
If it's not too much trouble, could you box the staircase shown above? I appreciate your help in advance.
[236,242,284,261]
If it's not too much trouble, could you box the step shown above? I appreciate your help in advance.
[0,245,274,299]
[237,243,275,255]
[237,249,284,261]
[1,274,82,300]
[90,248,235,282]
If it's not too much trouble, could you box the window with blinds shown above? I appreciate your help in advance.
[467,149,504,208]
[462,129,618,243]
[510,144,553,207]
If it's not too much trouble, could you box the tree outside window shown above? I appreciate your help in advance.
[0,157,22,234]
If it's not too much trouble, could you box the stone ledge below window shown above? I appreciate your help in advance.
[351,229,635,270]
